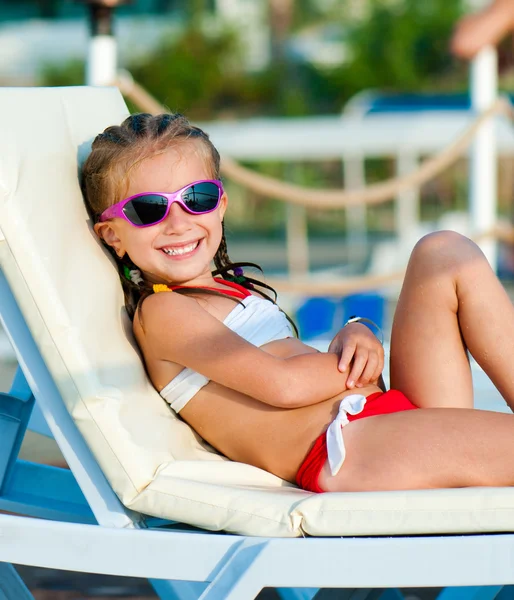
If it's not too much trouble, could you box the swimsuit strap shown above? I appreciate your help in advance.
[164,277,252,299]
[212,278,253,298]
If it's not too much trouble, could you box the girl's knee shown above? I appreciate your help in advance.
[413,230,471,256]
[409,231,484,274]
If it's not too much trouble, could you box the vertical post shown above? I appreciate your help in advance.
[343,153,367,264]
[470,46,498,267]
[83,2,119,86]
[395,152,420,252]
[285,204,309,277]
[284,163,309,277]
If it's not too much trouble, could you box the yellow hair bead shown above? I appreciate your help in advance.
[153,284,173,294]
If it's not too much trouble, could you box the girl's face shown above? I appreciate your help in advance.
[94,141,227,286]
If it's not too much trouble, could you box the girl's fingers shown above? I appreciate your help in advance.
[375,351,385,381]
[356,353,379,387]
[338,341,356,372]
[347,351,368,388]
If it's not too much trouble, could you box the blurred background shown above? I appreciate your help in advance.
[1,0,512,338]
[3,1,514,597]
[1,0,514,354]
[0,0,477,110]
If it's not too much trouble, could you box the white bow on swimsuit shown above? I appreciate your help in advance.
[326,394,367,476]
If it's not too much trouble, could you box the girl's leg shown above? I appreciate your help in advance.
[389,231,514,410]
[318,408,514,492]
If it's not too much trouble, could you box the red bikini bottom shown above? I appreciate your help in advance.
[295,389,417,493]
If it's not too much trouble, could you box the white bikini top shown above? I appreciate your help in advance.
[159,292,294,413]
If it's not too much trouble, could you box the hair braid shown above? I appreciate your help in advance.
[156,114,173,135]
[129,113,153,136]
[214,222,231,272]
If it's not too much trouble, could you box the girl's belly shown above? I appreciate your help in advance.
[182,381,381,482]
[188,383,381,482]
[180,336,382,482]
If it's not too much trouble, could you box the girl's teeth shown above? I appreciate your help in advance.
[163,242,198,256]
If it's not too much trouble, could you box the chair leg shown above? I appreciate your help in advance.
[497,588,514,600]
[0,563,34,600]
[198,540,267,600]
[437,587,504,600]
[150,578,207,600]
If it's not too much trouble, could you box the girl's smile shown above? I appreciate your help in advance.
[95,141,227,287]
[160,239,201,258]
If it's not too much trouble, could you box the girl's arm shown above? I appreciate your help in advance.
[140,291,359,409]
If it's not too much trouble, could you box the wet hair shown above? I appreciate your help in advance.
[81,112,296,333]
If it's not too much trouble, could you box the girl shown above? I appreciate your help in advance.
[82,112,514,493]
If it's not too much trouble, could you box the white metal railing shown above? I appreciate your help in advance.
[198,64,509,275]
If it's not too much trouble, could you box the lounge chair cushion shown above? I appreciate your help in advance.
[0,86,513,537]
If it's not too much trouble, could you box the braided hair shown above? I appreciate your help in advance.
[81,112,294,331]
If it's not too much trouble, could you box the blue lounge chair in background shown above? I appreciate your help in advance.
[0,86,514,600]
[295,292,385,340]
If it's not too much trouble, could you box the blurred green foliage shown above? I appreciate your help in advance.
[128,22,276,119]
[39,0,469,118]
[40,58,84,87]
[331,0,467,99]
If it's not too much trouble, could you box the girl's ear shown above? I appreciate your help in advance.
[219,192,228,220]
[93,222,126,258]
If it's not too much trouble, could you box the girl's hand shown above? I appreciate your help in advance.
[328,322,384,389]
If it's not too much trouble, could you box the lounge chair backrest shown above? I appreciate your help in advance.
[0,87,304,537]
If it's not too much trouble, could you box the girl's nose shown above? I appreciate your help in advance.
[163,201,192,233]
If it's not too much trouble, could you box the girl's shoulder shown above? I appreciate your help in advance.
[133,285,250,342]
[133,289,194,337]
[139,286,191,312]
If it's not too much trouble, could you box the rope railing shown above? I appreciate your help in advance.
[115,72,514,295]
[262,224,514,295]
[265,269,407,296]
[116,71,514,210]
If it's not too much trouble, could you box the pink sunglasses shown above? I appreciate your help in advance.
[99,179,224,227]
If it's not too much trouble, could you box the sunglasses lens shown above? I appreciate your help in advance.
[181,182,220,213]
[124,194,169,225]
